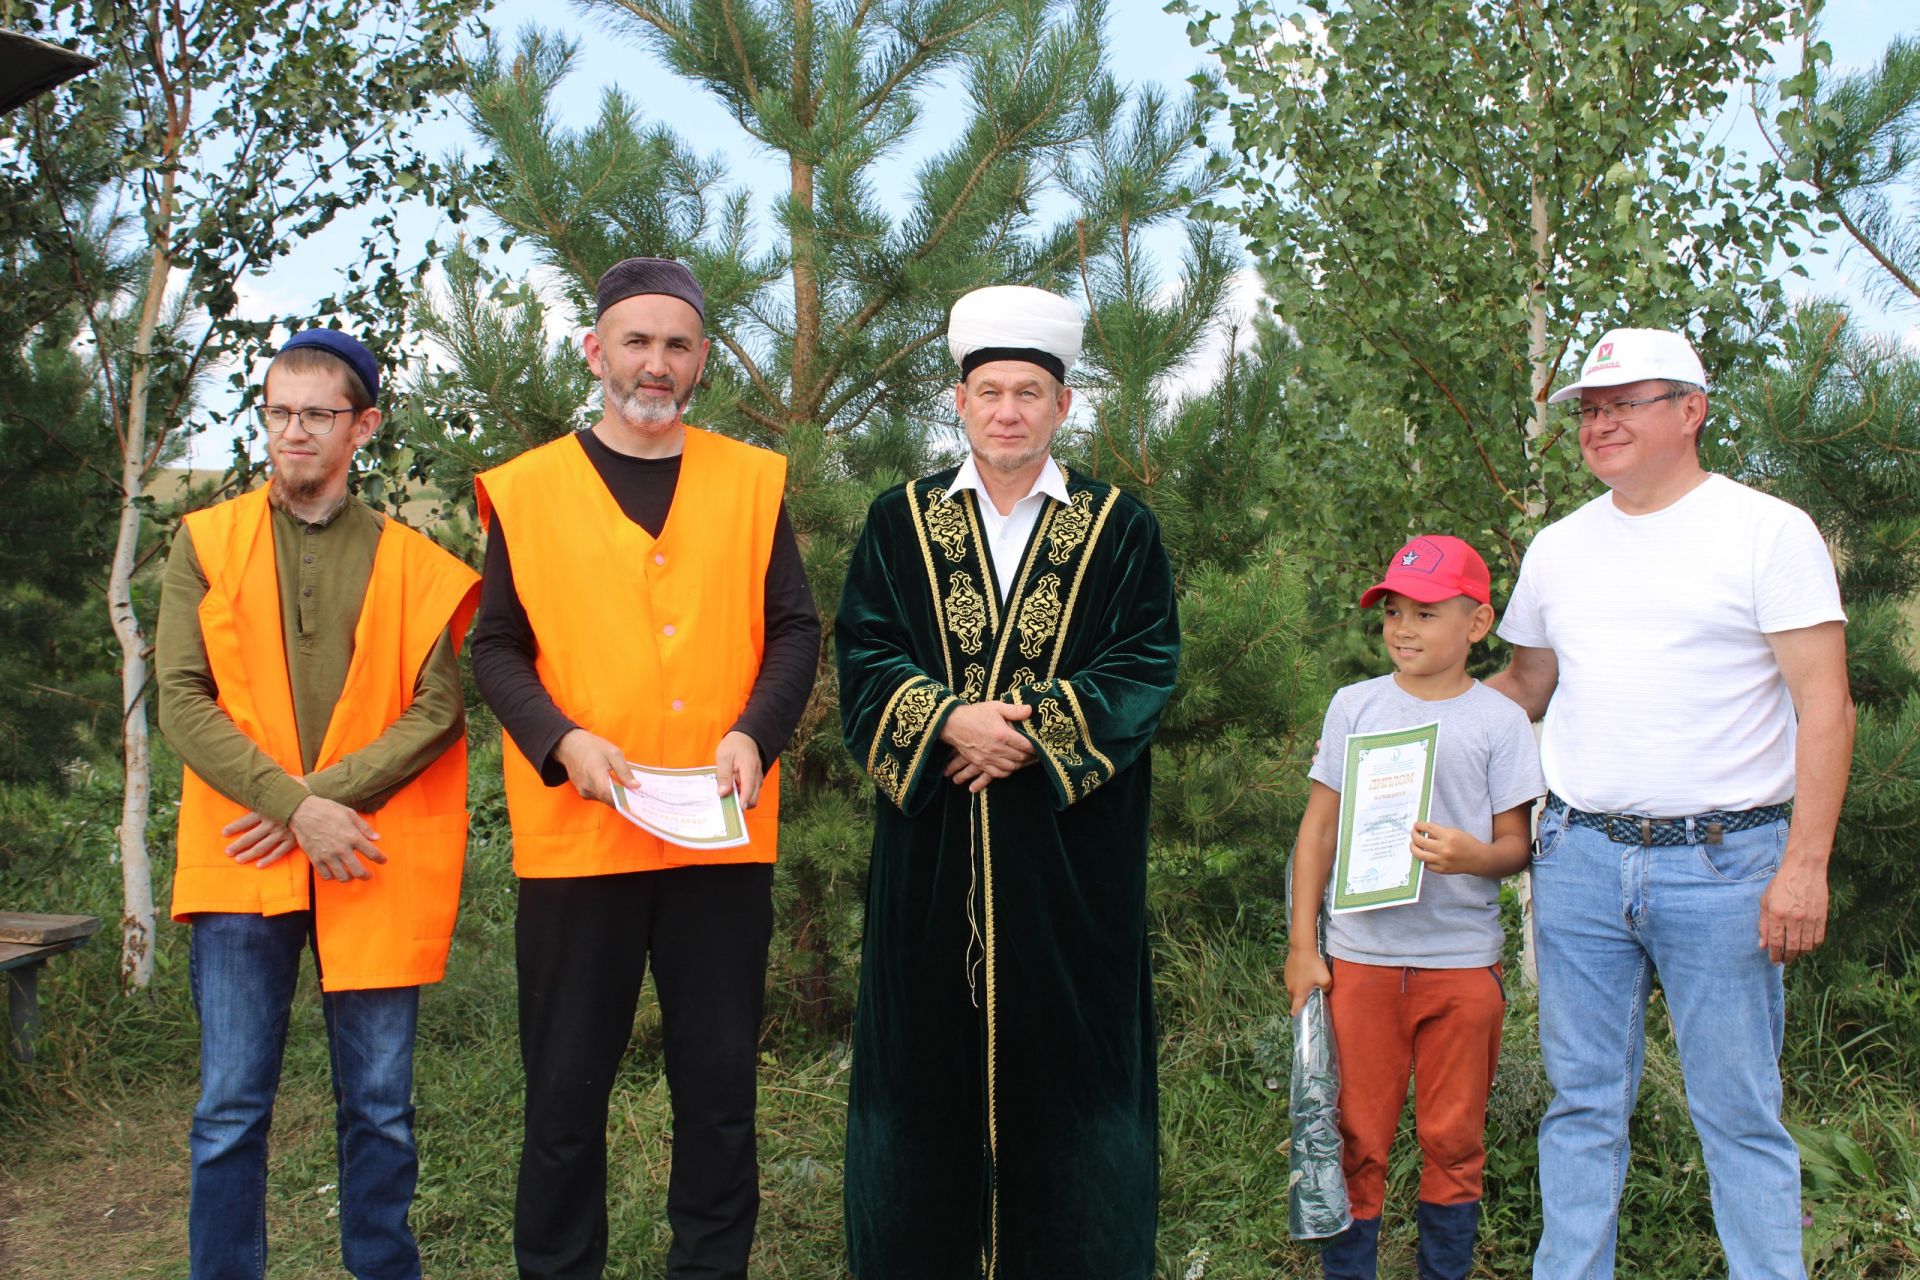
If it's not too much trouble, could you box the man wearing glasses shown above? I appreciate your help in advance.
[1488,328,1853,1279]
[157,328,480,1279]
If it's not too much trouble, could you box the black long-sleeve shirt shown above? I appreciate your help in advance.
[470,428,821,782]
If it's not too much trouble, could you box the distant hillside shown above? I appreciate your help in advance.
[147,468,451,527]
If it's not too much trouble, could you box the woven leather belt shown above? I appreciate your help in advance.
[1545,793,1792,847]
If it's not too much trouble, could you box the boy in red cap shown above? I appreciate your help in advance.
[1284,535,1545,1279]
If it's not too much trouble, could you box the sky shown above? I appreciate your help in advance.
[192,0,1916,464]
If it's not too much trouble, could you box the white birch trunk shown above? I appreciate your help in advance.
[1515,177,1554,989]
[110,237,175,991]
[110,452,156,990]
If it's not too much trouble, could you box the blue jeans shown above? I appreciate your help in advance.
[1530,807,1803,1280]
[188,911,422,1280]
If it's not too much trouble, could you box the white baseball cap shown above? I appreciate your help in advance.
[1547,327,1707,404]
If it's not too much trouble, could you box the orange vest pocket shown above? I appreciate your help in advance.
[310,810,468,990]
[380,811,470,944]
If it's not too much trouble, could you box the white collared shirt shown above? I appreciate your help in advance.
[945,454,1071,601]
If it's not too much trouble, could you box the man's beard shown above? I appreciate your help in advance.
[269,468,327,505]
[608,373,691,429]
[977,437,1052,475]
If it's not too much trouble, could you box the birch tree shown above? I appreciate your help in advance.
[1178,0,1817,582]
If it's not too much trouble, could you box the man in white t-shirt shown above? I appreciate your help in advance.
[1488,328,1854,1280]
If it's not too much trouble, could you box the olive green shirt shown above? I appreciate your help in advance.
[155,493,464,826]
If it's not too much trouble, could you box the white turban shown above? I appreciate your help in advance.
[947,285,1084,382]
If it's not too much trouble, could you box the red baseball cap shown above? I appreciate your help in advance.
[1359,535,1491,608]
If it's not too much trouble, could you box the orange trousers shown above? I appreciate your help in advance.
[1325,957,1505,1219]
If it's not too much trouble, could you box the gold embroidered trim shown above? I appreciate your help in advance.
[1047,487,1122,680]
[984,502,1059,695]
[945,570,989,654]
[1015,572,1063,660]
[1022,695,1080,802]
[980,789,1001,1280]
[872,754,902,801]
[1034,744,1074,801]
[1031,698,1085,768]
[890,681,943,749]
[1057,677,1117,777]
[868,674,958,808]
[904,480,953,686]
[958,491,1002,637]
[924,487,969,562]
[1012,678,1111,804]
[960,662,987,703]
[865,677,920,776]
[896,694,957,806]
[1006,665,1038,695]
[1046,489,1096,565]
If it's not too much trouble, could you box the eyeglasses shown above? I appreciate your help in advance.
[1569,390,1688,426]
[257,405,357,434]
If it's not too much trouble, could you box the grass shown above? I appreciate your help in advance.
[4,760,1920,1277]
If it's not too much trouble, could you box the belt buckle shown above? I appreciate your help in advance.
[1599,813,1653,845]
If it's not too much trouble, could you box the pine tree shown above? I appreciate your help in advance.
[409,0,1325,1025]
[1766,30,1920,311]
[0,84,127,786]
[1720,29,1920,975]
[1716,308,1920,970]
[1179,0,1817,607]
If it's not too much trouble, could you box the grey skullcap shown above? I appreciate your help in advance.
[595,257,705,321]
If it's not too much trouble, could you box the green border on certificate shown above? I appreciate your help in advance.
[610,763,749,847]
[1331,721,1440,914]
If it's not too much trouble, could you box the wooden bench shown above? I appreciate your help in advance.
[0,911,101,1064]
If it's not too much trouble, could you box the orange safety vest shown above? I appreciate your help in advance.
[169,488,481,991]
[475,426,785,876]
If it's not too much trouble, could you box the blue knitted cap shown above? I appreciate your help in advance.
[279,328,379,403]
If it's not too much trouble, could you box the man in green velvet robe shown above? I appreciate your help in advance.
[836,285,1181,1279]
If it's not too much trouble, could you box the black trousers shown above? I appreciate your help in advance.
[513,864,775,1280]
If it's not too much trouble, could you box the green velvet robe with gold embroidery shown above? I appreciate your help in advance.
[835,465,1180,1280]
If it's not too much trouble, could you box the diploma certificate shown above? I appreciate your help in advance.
[611,763,750,851]
[1330,722,1439,914]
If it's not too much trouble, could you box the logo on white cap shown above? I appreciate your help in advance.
[1546,328,1707,404]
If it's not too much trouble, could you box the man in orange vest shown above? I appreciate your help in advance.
[471,257,821,1280]
[156,328,480,1280]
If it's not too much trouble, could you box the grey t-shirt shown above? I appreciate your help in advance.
[1308,675,1545,967]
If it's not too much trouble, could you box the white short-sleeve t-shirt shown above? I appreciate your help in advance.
[1498,474,1845,815]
